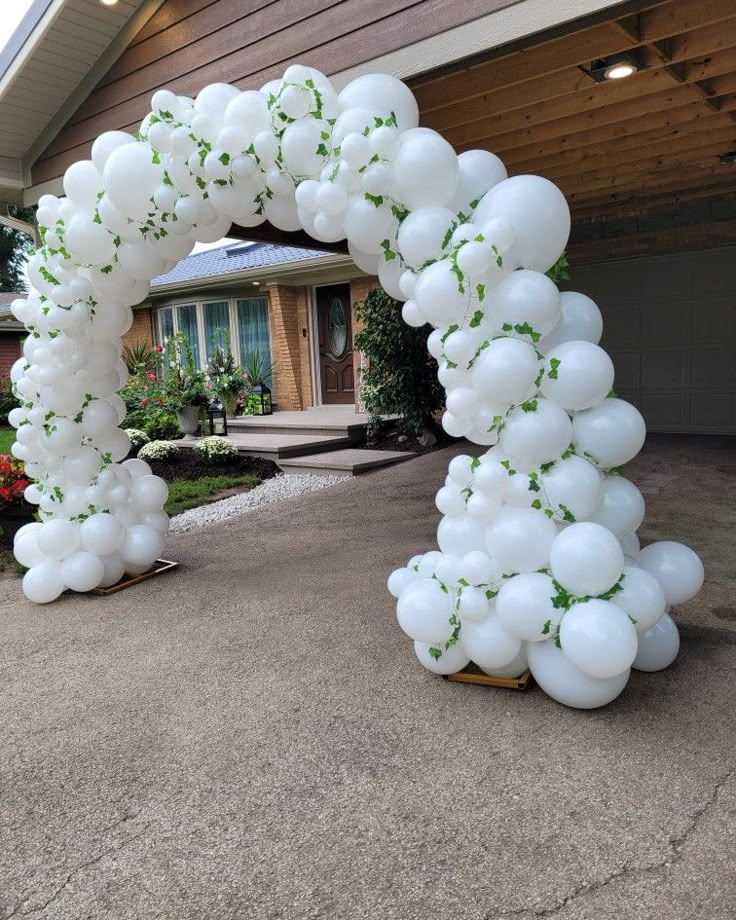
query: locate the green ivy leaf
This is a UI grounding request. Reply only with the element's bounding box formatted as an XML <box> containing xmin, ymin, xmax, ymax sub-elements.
<box><xmin>364</xmin><ymin>193</ymin><xmax>384</xmax><ymax>207</ymax></box>
<box><xmin>469</xmin><ymin>310</ymin><xmax>484</xmax><ymax>328</ymax></box>
<box><xmin>548</xmin><ymin>357</ymin><xmax>561</xmax><ymax>380</ymax></box>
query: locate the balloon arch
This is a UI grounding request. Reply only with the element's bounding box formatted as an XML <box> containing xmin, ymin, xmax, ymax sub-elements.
<box><xmin>8</xmin><ymin>66</ymin><xmax>703</xmax><ymax>707</ymax></box>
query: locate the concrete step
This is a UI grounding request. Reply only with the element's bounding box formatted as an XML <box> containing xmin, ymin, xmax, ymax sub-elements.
<box><xmin>278</xmin><ymin>448</ymin><xmax>416</xmax><ymax>478</ymax></box>
<box><xmin>226</xmin><ymin>408</ymin><xmax>370</xmax><ymax>442</ymax></box>
<box><xmin>178</xmin><ymin>432</ymin><xmax>353</xmax><ymax>461</ymax></box>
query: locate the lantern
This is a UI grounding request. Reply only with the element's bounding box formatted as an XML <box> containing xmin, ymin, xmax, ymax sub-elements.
<box><xmin>207</xmin><ymin>400</ymin><xmax>229</xmax><ymax>435</ymax></box>
<box><xmin>250</xmin><ymin>383</ymin><xmax>273</xmax><ymax>415</ymax></box>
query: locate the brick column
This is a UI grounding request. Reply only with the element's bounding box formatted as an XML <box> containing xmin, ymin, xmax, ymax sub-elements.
<box><xmin>350</xmin><ymin>275</ymin><xmax>379</xmax><ymax>414</ymax></box>
<box><xmin>267</xmin><ymin>284</ymin><xmax>306</xmax><ymax>410</ymax></box>
<box><xmin>122</xmin><ymin>305</ymin><xmax>154</xmax><ymax>349</ymax></box>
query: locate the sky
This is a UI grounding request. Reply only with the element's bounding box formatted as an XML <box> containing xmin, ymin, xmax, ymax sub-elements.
<box><xmin>0</xmin><ymin>0</ymin><xmax>34</xmax><ymax>55</ymax></box>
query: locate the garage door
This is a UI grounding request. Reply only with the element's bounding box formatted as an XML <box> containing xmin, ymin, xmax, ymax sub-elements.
<box><xmin>565</xmin><ymin>247</ymin><xmax>736</xmax><ymax>434</ymax></box>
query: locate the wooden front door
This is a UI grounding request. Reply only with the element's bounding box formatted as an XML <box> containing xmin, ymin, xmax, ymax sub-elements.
<box><xmin>316</xmin><ymin>284</ymin><xmax>354</xmax><ymax>404</ymax></box>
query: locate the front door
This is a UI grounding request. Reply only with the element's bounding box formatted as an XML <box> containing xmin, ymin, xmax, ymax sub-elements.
<box><xmin>316</xmin><ymin>284</ymin><xmax>354</xmax><ymax>404</ymax></box>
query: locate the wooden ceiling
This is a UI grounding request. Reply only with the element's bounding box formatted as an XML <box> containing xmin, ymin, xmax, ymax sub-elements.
<box><xmin>410</xmin><ymin>0</ymin><xmax>736</xmax><ymax>222</ymax></box>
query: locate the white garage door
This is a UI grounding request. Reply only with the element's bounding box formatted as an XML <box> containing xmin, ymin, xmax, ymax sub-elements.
<box><xmin>565</xmin><ymin>247</ymin><xmax>736</xmax><ymax>434</ymax></box>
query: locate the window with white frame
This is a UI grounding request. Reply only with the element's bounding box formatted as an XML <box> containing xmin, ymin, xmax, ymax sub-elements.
<box><xmin>153</xmin><ymin>296</ymin><xmax>272</xmax><ymax>377</ymax></box>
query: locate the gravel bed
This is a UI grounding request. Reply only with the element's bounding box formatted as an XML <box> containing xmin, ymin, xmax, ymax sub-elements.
<box><xmin>170</xmin><ymin>472</ymin><xmax>345</xmax><ymax>533</ymax></box>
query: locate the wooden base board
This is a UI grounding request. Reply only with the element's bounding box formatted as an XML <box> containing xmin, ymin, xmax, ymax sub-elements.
<box><xmin>92</xmin><ymin>559</ymin><xmax>178</xmax><ymax>596</ymax></box>
<box><xmin>444</xmin><ymin>668</ymin><xmax>532</xmax><ymax>690</ymax></box>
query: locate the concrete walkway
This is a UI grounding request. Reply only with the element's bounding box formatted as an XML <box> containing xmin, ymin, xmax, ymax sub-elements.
<box><xmin>0</xmin><ymin>436</ymin><xmax>734</xmax><ymax>920</ymax></box>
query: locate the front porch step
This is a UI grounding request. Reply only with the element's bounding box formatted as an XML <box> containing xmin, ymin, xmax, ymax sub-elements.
<box><xmin>179</xmin><ymin>432</ymin><xmax>352</xmax><ymax>461</ymax></box>
<box><xmin>226</xmin><ymin>407</ymin><xmax>371</xmax><ymax>442</ymax></box>
<box><xmin>278</xmin><ymin>448</ymin><xmax>416</xmax><ymax>478</ymax></box>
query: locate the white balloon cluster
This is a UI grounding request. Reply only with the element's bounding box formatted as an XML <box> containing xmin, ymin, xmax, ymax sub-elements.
<box><xmin>8</xmin><ymin>63</ymin><xmax>704</xmax><ymax>681</ymax></box>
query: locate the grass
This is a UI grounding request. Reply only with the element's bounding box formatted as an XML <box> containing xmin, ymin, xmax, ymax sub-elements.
<box><xmin>164</xmin><ymin>473</ymin><xmax>258</xmax><ymax>516</ymax></box>
<box><xmin>0</xmin><ymin>427</ymin><xmax>15</xmax><ymax>454</ymax></box>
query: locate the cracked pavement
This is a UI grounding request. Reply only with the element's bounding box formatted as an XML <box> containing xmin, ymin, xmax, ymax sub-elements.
<box><xmin>0</xmin><ymin>435</ymin><xmax>734</xmax><ymax>919</ymax></box>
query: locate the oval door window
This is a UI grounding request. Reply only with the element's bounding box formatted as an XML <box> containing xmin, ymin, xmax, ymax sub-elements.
<box><xmin>328</xmin><ymin>296</ymin><xmax>348</xmax><ymax>357</ymax></box>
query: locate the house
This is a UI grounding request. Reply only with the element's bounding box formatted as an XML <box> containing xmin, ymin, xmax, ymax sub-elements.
<box><xmin>137</xmin><ymin>241</ymin><xmax>377</xmax><ymax>412</ymax></box>
<box><xmin>0</xmin><ymin>292</ymin><xmax>24</xmax><ymax>377</ymax></box>
<box><xmin>0</xmin><ymin>0</ymin><xmax>734</xmax><ymax>431</ymax></box>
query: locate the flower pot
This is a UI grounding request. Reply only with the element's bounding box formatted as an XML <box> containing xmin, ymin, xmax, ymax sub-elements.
<box><xmin>176</xmin><ymin>405</ymin><xmax>200</xmax><ymax>436</ymax></box>
<box><xmin>0</xmin><ymin>504</ymin><xmax>36</xmax><ymax>546</ymax></box>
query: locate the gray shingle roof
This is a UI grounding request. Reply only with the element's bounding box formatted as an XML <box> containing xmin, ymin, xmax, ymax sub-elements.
<box><xmin>151</xmin><ymin>241</ymin><xmax>331</xmax><ymax>288</ymax></box>
<box><xmin>0</xmin><ymin>292</ymin><xmax>25</xmax><ymax>331</ymax></box>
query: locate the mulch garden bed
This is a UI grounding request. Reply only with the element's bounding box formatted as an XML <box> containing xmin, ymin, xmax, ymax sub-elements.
<box><xmin>365</xmin><ymin>425</ymin><xmax>453</xmax><ymax>456</ymax></box>
<box><xmin>145</xmin><ymin>452</ymin><xmax>279</xmax><ymax>482</ymax></box>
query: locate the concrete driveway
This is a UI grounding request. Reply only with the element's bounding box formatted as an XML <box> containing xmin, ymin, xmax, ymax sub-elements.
<box><xmin>0</xmin><ymin>436</ymin><xmax>734</xmax><ymax>920</ymax></box>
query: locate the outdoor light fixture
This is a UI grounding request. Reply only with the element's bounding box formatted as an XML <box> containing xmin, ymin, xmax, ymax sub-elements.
<box><xmin>581</xmin><ymin>54</ymin><xmax>640</xmax><ymax>83</ymax></box>
<box><xmin>718</xmin><ymin>150</ymin><xmax>736</xmax><ymax>165</ymax></box>
<box><xmin>250</xmin><ymin>383</ymin><xmax>273</xmax><ymax>415</ymax></box>
<box><xmin>99</xmin><ymin>0</ymin><xmax>119</xmax><ymax>6</ymax></box>
<box><xmin>206</xmin><ymin>400</ymin><xmax>229</xmax><ymax>436</ymax></box>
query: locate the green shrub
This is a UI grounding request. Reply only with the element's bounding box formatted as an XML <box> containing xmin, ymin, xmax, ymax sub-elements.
<box><xmin>193</xmin><ymin>436</ymin><xmax>238</xmax><ymax>465</ymax></box>
<box><xmin>138</xmin><ymin>440</ymin><xmax>179</xmax><ymax>462</ymax></box>
<box><xmin>354</xmin><ymin>288</ymin><xmax>443</xmax><ymax>437</ymax></box>
<box><xmin>0</xmin><ymin>375</ymin><xmax>19</xmax><ymax>426</ymax></box>
<box><xmin>125</xmin><ymin>428</ymin><xmax>150</xmax><ymax>454</ymax></box>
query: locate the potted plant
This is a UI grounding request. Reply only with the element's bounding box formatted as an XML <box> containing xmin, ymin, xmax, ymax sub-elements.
<box><xmin>240</xmin><ymin>347</ymin><xmax>275</xmax><ymax>416</ymax></box>
<box><xmin>207</xmin><ymin>329</ymin><xmax>248</xmax><ymax>417</ymax></box>
<box><xmin>162</xmin><ymin>333</ymin><xmax>209</xmax><ymax>435</ymax></box>
<box><xmin>0</xmin><ymin>454</ymin><xmax>33</xmax><ymax>546</ymax></box>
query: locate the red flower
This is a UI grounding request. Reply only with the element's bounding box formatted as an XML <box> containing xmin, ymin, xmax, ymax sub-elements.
<box><xmin>141</xmin><ymin>398</ymin><xmax>149</xmax><ymax>408</ymax></box>
<box><xmin>155</xmin><ymin>344</ymin><xmax>164</xmax><ymax>352</ymax></box>
<box><xmin>147</xmin><ymin>372</ymin><xmax>158</xmax><ymax>381</ymax></box>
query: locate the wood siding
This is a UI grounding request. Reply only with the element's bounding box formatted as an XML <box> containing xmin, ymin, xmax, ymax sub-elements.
<box><xmin>32</xmin><ymin>0</ymin><xmax>522</xmax><ymax>185</ymax></box>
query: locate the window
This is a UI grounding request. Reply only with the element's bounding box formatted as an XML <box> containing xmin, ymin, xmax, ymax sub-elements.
<box><xmin>202</xmin><ymin>300</ymin><xmax>231</xmax><ymax>364</ymax></box>
<box><xmin>237</xmin><ymin>297</ymin><xmax>272</xmax><ymax>383</ymax></box>
<box><xmin>176</xmin><ymin>304</ymin><xmax>200</xmax><ymax>368</ymax></box>
<box><xmin>153</xmin><ymin>296</ymin><xmax>272</xmax><ymax>380</ymax></box>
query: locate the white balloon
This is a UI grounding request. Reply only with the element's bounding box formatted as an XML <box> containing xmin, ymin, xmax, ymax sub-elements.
<box><xmin>633</xmin><ymin>613</ymin><xmax>680</xmax><ymax>671</ymax></box>
<box><xmin>414</xmin><ymin>260</ymin><xmax>470</xmax><ymax>328</ymax></box>
<box><xmin>343</xmin><ymin>195</ymin><xmax>397</xmax><ymax>254</ymax></box>
<box><xmin>387</xmin><ymin>566</ymin><xmax>418</xmax><ymax>598</ymax></box>
<box><xmin>396</xmin><ymin>578</ymin><xmax>454</xmax><ymax>644</ymax></box>
<box><xmin>458</xmin><ymin>585</ymin><xmax>491</xmax><ymax>622</ymax></box>
<box><xmin>471</xmin><ymin>338</ymin><xmax>540</xmax><ymax>406</ymax></box>
<box><xmin>490</xmin><ymin>270</ymin><xmax>561</xmax><ymax>338</ymax></box>
<box><xmin>437</xmin><ymin>514</ymin><xmax>487</xmax><ymax>557</ymax></box>
<box><xmin>540</xmin><ymin>455</ymin><xmax>602</xmax><ymax>522</ymax></box>
<box><xmin>414</xmin><ymin>639</ymin><xmax>470</xmax><ymax>675</ymax></box>
<box><xmin>588</xmin><ymin>476</ymin><xmax>645</xmax><ymax>538</ymax></box>
<box><xmin>473</xmin><ymin>175</ymin><xmax>570</xmax><ymax>273</ymax></box>
<box><xmin>637</xmin><ymin>541</ymin><xmax>704</xmax><ymax>605</ymax></box>
<box><xmin>37</xmin><ymin>519</ymin><xmax>80</xmax><ymax>561</ymax></box>
<box><xmin>541</xmin><ymin>341</ymin><xmax>615</xmax><ymax>411</ymax></box>
<box><xmin>496</xmin><ymin>572</ymin><xmax>559</xmax><ymax>642</ymax></box>
<box><xmin>98</xmin><ymin>552</ymin><xmax>126</xmax><ymax>588</ymax></box>
<box><xmin>480</xmin><ymin>645</ymin><xmax>529</xmax><ymax>679</ymax></box>
<box><xmin>60</xmin><ymin>551</ymin><xmax>105</xmax><ymax>592</ymax></box>
<box><xmin>14</xmin><ymin>531</ymin><xmax>45</xmax><ymax>568</ymax></box>
<box><xmin>338</xmin><ymin>73</ymin><xmax>419</xmax><ymax>132</ymax></box>
<box><xmin>397</xmin><ymin>207</ymin><xmax>455</xmax><ymax>270</ymax></box>
<box><xmin>448</xmin><ymin>149</ymin><xmax>507</xmax><ymax>215</ymax></box>
<box><xmin>614</xmin><ymin>565</ymin><xmax>666</xmax><ymax>633</ymax></box>
<box><xmin>22</xmin><ymin>561</ymin><xmax>66</xmax><ymax>604</ymax></box>
<box><xmin>80</xmin><ymin>512</ymin><xmax>124</xmax><ymax>555</ymax></box>
<box><xmin>460</xmin><ymin>611</ymin><xmax>522</xmax><ymax>671</ymax></box>
<box><xmin>572</xmin><ymin>399</ymin><xmax>646</xmax><ymax>469</ymax></box>
<box><xmin>540</xmin><ymin>291</ymin><xmax>603</xmax><ymax>353</ymax></box>
<box><xmin>549</xmin><ymin>522</ymin><xmax>624</xmax><ymax>597</ymax></box>
<box><xmin>486</xmin><ymin>507</ymin><xmax>558</xmax><ymax>574</ymax></box>
<box><xmin>499</xmin><ymin>399</ymin><xmax>573</xmax><ymax>469</ymax></box>
<box><xmin>103</xmin><ymin>142</ymin><xmax>164</xmax><ymax>222</ymax></box>
<box><xmin>559</xmin><ymin>599</ymin><xmax>638</xmax><ymax>679</ymax></box>
<box><xmin>390</xmin><ymin>128</ymin><xmax>459</xmax><ymax>210</ymax></box>
<box><xmin>120</xmin><ymin>524</ymin><xmax>163</xmax><ymax>568</ymax></box>
<box><xmin>527</xmin><ymin>639</ymin><xmax>630</xmax><ymax>709</ymax></box>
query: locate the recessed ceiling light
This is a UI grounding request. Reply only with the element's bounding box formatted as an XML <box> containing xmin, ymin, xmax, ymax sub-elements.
<box><xmin>99</xmin><ymin>0</ymin><xmax>119</xmax><ymax>6</ymax></box>
<box><xmin>580</xmin><ymin>54</ymin><xmax>640</xmax><ymax>83</ymax></box>
<box><xmin>603</xmin><ymin>61</ymin><xmax>637</xmax><ymax>80</ymax></box>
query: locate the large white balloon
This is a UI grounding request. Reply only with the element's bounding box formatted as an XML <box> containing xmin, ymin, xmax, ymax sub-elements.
<box><xmin>486</xmin><ymin>507</ymin><xmax>558</xmax><ymax>574</ymax></box>
<box><xmin>460</xmin><ymin>611</ymin><xmax>522</xmax><ymax>671</ymax></box>
<box><xmin>396</xmin><ymin>578</ymin><xmax>454</xmax><ymax>644</ymax></box>
<box><xmin>588</xmin><ymin>476</ymin><xmax>645</xmax><ymax>538</ymax></box>
<box><xmin>559</xmin><ymin>599</ymin><xmax>638</xmax><ymax>679</ymax></box>
<box><xmin>540</xmin><ymin>291</ymin><xmax>603</xmax><ymax>353</ymax></box>
<box><xmin>414</xmin><ymin>639</ymin><xmax>470</xmax><ymax>675</ymax></box>
<box><xmin>490</xmin><ymin>269</ymin><xmax>561</xmax><ymax>338</ymax></box>
<box><xmin>633</xmin><ymin>613</ymin><xmax>680</xmax><ymax>671</ymax></box>
<box><xmin>637</xmin><ymin>541</ymin><xmax>704</xmax><ymax>605</ymax></box>
<box><xmin>528</xmin><ymin>639</ymin><xmax>630</xmax><ymax>709</ymax></box>
<box><xmin>549</xmin><ymin>522</ymin><xmax>624</xmax><ymax>597</ymax></box>
<box><xmin>390</xmin><ymin>128</ymin><xmax>459</xmax><ymax>210</ymax></box>
<box><xmin>496</xmin><ymin>572</ymin><xmax>559</xmax><ymax>642</ymax></box>
<box><xmin>473</xmin><ymin>175</ymin><xmax>570</xmax><ymax>273</ymax></box>
<box><xmin>572</xmin><ymin>399</ymin><xmax>646</xmax><ymax>469</ymax></box>
<box><xmin>541</xmin><ymin>341</ymin><xmax>615</xmax><ymax>411</ymax></box>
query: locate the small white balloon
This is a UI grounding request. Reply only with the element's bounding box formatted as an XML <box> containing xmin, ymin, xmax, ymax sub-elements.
<box><xmin>637</xmin><ymin>541</ymin><xmax>704</xmax><ymax>605</ymax></box>
<box><xmin>633</xmin><ymin>613</ymin><xmax>680</xmax><ymax>671</ymax></box>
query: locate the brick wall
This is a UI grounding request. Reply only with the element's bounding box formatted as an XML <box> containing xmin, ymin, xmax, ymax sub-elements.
<box><xmin>0</xmin><ymin>332</ymin><xmax>22</xmax><ymax>377</ymax></box>
<box><xmin>350</xmin><ymin>275</ymin><xmax>379</xmax><ymax>414</ymax></box>
<box><xmin>122</xmin><ymin>305</ymin><xmax>154</xmax><ymax>349</ymax></box>
<box><xmin>267</xmin><ymin>284</ymin><xmax>306</xmax><ymax>410</ymax></box>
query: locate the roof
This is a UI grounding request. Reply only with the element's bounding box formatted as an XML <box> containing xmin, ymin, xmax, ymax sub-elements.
<box><xmin>150</xmin><ymin>241</ymin><xmax>341</xmax><ymax>290</ymax></box>
<box><xmin>0</xmin><ymin>292</ymin><xmax>25</xmax><ymax>331</ymax></box>
<box><xmin>0</xmin><ymin>0</ymin><xmax>151</xmax><ymax>203</ymax></box>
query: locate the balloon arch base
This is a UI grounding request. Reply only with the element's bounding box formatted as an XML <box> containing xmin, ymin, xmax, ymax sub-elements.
<box><xmin>444</xmin><ymin>666</ymin><xmax>532</xmax><ymax>691</ymax></box>
<box><xmin>90</xmin><ymin>558</ymin><xmax>178</xmax><ymax>596</ymax></box>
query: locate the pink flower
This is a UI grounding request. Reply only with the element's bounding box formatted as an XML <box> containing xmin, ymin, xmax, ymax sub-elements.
<box><xmin>243</xmin><ymin>372</ymin><xmax>249</xmax><ymax>379</ymax></box>
<box><xmin>206</xmin><ymin>382</ymin><xmax>214</xmax><ymax>390</ymax></box>
<box><xmin>154</xmin><ymin>344</ymin><xmax>164</xmax><ymax>353</ymax></box>
<box><xmin>141</xmin><ymin>398</ymin><xmax>149</xmax><ymax>408</ymax></box>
